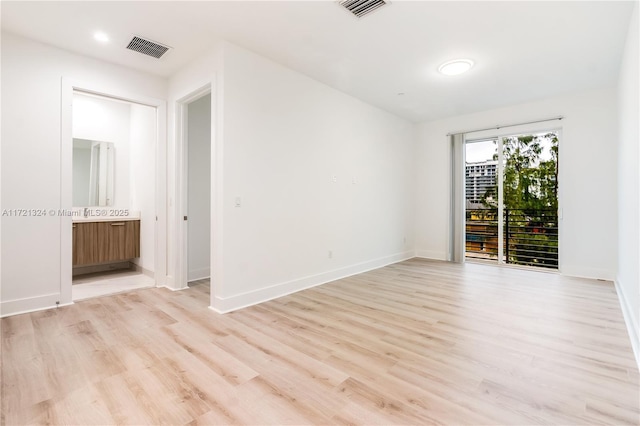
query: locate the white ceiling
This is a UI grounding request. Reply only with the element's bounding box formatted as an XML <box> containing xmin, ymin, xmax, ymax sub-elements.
<box><xmin>1</xmin><ymin>1</ymin><xmax>635</xmax><ymax>122</ymax></box>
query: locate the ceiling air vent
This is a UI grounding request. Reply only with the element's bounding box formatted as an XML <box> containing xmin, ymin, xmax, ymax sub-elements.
<box><xmin>126</xmin><ymin>35</ymin><xmax>171</xmax><ymax>59</ymax></box>
<box><xmin>340</xmin><ymin>0</ymin><xmax>388</xmax><ymax>18</ymax></box>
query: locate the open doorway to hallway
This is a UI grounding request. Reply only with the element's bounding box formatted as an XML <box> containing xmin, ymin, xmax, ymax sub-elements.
<box><xmin>185</xmin><ymin>93</ymin><xmax>212</xmax><ymax>292</ymax></box>
<box><xmin>465</xmin><ymin>131</ymin><xmax>559</xmax><ymax>269</ymax></box>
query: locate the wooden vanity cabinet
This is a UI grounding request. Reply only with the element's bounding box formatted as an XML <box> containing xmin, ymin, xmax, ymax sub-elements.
<box><xmin>73</xmin><ymin>222</ymin><xmax>98</xmax><ymax>265</ymax></box>
<box><xmin>73</xmin><ymin>220</ymin><xmax>140</xmax><ymax>266</ymax></box>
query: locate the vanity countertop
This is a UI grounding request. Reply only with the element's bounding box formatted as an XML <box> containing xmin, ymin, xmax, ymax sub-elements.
<box><xmin>72</xmin><ymin>210</ymin><xmax>140</xmax><ymax>223</ymax></box>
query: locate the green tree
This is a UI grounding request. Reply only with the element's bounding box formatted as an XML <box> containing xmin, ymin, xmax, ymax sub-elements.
<box><xmin>481</xmin><ymin>133</ymin><xmax>559</xmax><ymax>267</ymax></box>
<box><xmin>501</xmin><ymin>132</ymin><xmax>558</xmax><ymax>212</ymax></box>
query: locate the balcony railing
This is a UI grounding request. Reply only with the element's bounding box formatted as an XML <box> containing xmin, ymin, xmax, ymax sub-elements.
<box><xmin>466</xmin><ymin>208</ymin><xmax>558</xmax><ymax>269</ymax></box>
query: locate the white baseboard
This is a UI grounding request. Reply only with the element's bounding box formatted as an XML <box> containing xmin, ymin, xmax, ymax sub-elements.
<box><xmin>560</xmin><ymin>265</ymin><xmax>615</xmax><ymax>281</ymax></box>
<box><xmin>0</xmin><ymin>293</ymin><xmax>73</xmax><ymax>318</ymax></box>
<box><xmin>160</xmin><ymin>285</ymin><xmax>189</xmax><ymax>292</ymax></box>
<box><xmin>415</xmin><ymin>249</ymin><xmax>448</xmax><ymax>261</ymax></box>
<box><xmin>188</xmin><ymin>267</ymin><xmax>210</xmax><ymax>282</ymax></box>
<box><xmin>615</xmin><ymin>278</ymin><xmax>640</xmax><ymax>370</ymax></box>
<box><xmin>164</xmin><ymin>274</ymin><xmax>176</xmax><ymax>289</ymax></box>
<box><xmin>132</xmin><ymin>263</ymin><xmax>155</xmax><ymax>278</ymax></box>
<box><xmin>210</xmin><ymin>250</ymin><xmax>415</xmax><ymax>313</ymax></box>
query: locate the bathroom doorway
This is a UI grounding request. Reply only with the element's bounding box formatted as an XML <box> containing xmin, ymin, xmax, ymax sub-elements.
<box><xmin>70</xmin><ymin>91</ymin><xmax>158</xmax><ymax>301</ymax></box>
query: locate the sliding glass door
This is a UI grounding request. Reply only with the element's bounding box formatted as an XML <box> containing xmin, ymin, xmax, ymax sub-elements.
<box><xmin>465</xmin><ymin>139</ymin><xmax>500</xmax><ymax>261</ymax></box>
<box><xmin>464</xmin><ymin>132</ymin><xmax>559</xmax><ymax>269</ymax></box>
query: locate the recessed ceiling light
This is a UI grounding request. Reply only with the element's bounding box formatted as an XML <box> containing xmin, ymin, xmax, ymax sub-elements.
<box><xmin>94</xmin><ymin>32</ymin><xmax>109</xmax><ymax>43</ymax></box>
<box><xmin>438</xmin><ymin>59</ymin><xmax>474</xmax><ymax>76</ymax></box>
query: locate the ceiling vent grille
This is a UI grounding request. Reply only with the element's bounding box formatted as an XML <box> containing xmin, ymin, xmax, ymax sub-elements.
<box><xmin>340</xmin><ymin>0</ymin><xmax>387</xmax><ymax>18</ymax></box>
<box><xmin>126</xmin><ymin>36</ymin><xmax>171</xmax><ymax>59</ymax></box>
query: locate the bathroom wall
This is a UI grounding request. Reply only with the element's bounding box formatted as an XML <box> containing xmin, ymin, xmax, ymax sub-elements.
<box><xmin>129</xmin><ymin>104</ymin><xmax>158</xmax><ymax>274</ymax></box>
<box><xmin>72</xmin><ymin>93</ymin><xmax>131</xmax><ymax>208</ymax></box>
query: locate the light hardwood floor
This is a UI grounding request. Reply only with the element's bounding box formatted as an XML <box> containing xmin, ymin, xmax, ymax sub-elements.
<box><xmin>2</xmin><ymin>258</ymin><xmax>639</xmax><ymax>425</ymax></box>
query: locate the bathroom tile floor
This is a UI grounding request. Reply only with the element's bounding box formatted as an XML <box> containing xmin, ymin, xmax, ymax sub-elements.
<box><xmin>72</xmin><ymin>269</ymin><xmax>155</xmax><ymax>301</ymax></box>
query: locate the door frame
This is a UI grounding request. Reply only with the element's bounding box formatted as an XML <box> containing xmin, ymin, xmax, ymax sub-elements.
<box><xmin>60</xmin><ymin>78</ymin><xmax>167</xmax><ymax>305</ymax></box>
<box><xmin>172</xmin><ymin>74</ymin><xmax>223</xmax><ymax>313</ymax></box>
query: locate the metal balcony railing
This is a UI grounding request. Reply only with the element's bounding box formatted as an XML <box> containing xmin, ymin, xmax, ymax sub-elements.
<box><xmin>465</xmin><ymin>208</ymin><xmax>558</xmax><ymax>269</ymax></box>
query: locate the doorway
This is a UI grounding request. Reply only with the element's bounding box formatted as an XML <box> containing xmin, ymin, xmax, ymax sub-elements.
<box><xmin>174</xmin><ymin>82</ymin><xmax>216</xmax><ymax>304</ymax></box>
<box><xmin>465</xmin><ymin>131</ymin><xmax>559</xmax><ymax>269</ymax></box>
<box><xmin>185</xmin><ymin>93</ymin><xmax>212</xmax><ymax>292</ymax></box>
<box><xmin>70</xmin><ymin>91</ymin><xmax>157</xmax><ymax>300</ymax></box>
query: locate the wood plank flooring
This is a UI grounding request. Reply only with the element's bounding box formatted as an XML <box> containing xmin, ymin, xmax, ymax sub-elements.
<box><xmin>2</xmin><ymin>258</ymin><xmax>639</xmax><ymax>425</ymax></box>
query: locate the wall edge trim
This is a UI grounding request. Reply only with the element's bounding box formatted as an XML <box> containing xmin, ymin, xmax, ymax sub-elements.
<box><xmin>1</xmin><ymin>293</ymin><xmax>73</xmax><ymax>318</ymax></box>
<box><xmin>211</xmin><ymin>251</ymin><xmax>415</xmax><ymax>313</ymax></box>
<box><xmin>615</xmin><ymin>278</ymin><xmax>640</xmax><ymax>370</ymax></box>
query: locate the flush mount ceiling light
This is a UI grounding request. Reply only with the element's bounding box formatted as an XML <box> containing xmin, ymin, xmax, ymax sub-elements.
<box><xmin>93</xmin><ymin>32</ymin><xmax>109</xmax><ymax>43</ymax></box>
<box><xmin>438</xmin><ymin>59</ymin><xmax>474</xmax><ymax>76</ymax></box>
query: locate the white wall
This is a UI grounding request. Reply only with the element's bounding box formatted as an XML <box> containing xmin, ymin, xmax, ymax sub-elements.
<box><xmin>129</xmin><ymin>103</ymin><xmax>157</xmax><ymax>274</ymax></box>
<box><xmin>168</xmin><ymin>42</ymin><xmax>416</xmax><ymax>311</ymax></box>
<box><xmin>187</xmin><ymin>94</ymin><xmax>212</xmax><ymax>281</ymax></box>
<box><xmin>0</xmin><ymin>32</ymin><xmax>166</xmax><ymax>316</ymax></box>
<box><xmin>73</xmin><ymin>93</ymin><xmax>131</xmax><ymax>208</ymax></box>
<box><xmin>616</xmin><ymin>3</ymin><xmax>639</xmax><ymax>364</ymax></box>
<box><xmin>415</xmin><ymin>87</ymin><xmax>619</xmax><ymax>280</ymax></box>
<box><xmin>215</xmin><ymin>43</ymin><xmax>415</xmax><ymax>311</ymax></box>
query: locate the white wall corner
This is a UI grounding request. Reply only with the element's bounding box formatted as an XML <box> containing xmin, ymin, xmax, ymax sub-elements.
<box><xmin>415</xmin><ymin>249</ymin><xmax>448</xmax><ymax>261</ymax></box>
<box><xmin>163</xmin><ymin>274</ymin><xmax>180</xmax><ymax>290</ymax></box>
<box><xmin>160</xmin><ymin>285</ymin><xmax>190</xmax><ymax>292</ymax></box>
<box><xmin>210</xmin><ymin>251</ymin><xmax>415</xmax><ymax>314</ymax></box>
<box><xmin>188</xmin><ymin>268</ymin><xmax>211</xmax><ymax>283</ymax></box>
<box><xmin>615</xmin><ymin>278</ymin><xmax>640</xmax><ymax>369</ymax></box>
<box><xmin>560</xmin><ymin>265</ymin><xmax>616</xmax><ymax>281</ymax></box>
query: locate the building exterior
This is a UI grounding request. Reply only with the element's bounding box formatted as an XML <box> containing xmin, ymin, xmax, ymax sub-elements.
<box><xmin>465</xmin><ymin>160</ymin><xmax>497</xmax><ymax>207</ymax></box>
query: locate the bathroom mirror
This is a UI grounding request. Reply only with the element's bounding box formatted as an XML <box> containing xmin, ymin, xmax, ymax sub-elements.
<box><xmin>73</xmin><ymin>139</ymin><xmax>115</xmax><ymax>206</ymax></box>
